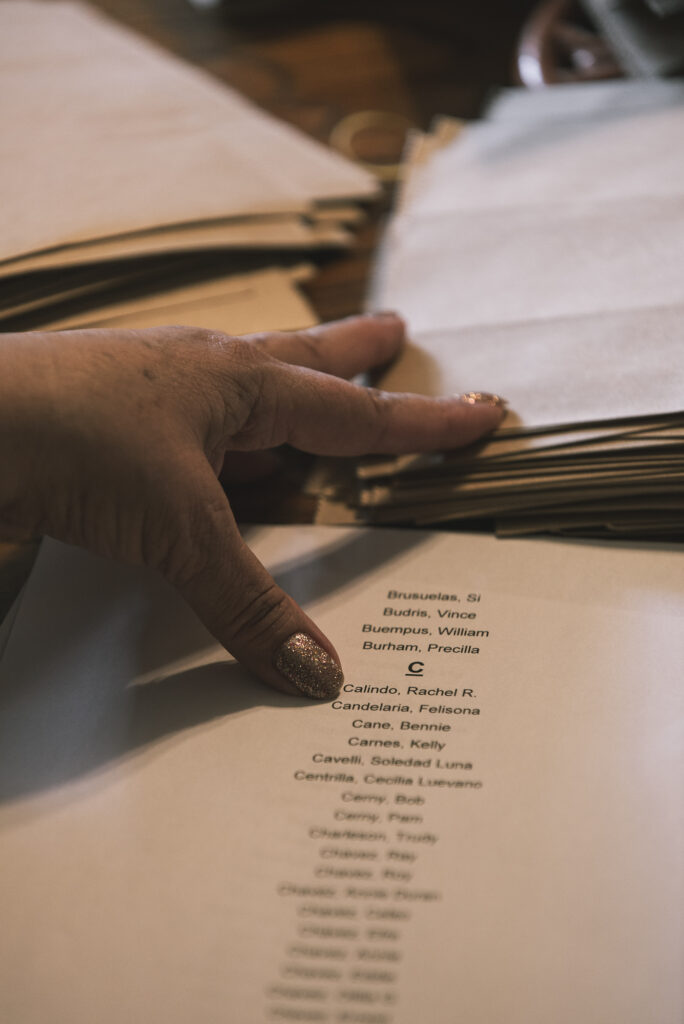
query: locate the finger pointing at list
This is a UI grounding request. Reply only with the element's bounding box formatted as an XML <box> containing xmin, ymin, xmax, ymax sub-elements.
<box><xmin>0</xmin><ymin>314</ymin><xmax>505</xmax><ymax>698</ymax></box>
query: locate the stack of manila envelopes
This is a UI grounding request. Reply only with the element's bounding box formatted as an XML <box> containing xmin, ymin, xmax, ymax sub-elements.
<box><xmin>32</xmin><ymin>265</ymin><xmax>319</xmax><ymax>337</ymax></box>
<box><xmin>0</xmin><ymin>1</ymin><xmax>377</xmax><ymax>335</ymax></box>
<box><xmin>314</xmin><ymin>80</ymin><xmax>684</xmax><ymax>539</ymax></box>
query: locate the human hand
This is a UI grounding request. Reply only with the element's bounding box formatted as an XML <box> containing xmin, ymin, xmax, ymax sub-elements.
<box><xmin>0</xmin><ymin>315</ymin><xmax>504</xmax><ymax>698</ymax></box>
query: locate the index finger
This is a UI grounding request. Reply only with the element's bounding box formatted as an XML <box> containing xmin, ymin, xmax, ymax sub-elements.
<box><xmin>231</xmin><ymin>360</ymin><xmax>506</xmax><ymax>455</ymax></box>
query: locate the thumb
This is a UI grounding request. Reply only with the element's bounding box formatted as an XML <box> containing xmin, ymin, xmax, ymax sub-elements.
<box><xmin>168</xmin><ymin>473</ymin><xmax>343</xmax><ymax>701</ymax></box>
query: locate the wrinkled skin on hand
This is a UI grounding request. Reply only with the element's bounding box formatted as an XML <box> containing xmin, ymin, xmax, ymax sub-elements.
<box><xmin>0</xmin><ymin>315</ymin><xmax>504</xmax><ymax>696</ymax></box>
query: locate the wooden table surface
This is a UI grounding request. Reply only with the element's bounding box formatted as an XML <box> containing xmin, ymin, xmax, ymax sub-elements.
<box><xmin>0</xmin><ymin>0</ymin><xmax>536</xmax><ymax>622</ymax></box>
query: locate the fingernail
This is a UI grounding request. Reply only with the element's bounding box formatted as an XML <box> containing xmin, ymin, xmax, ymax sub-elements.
<box><xmin>275</xmin><ymin>633</ymin><xmax>343</xmax><ymax>700</ymax></box>
<box><xmin>459</xmin><ymin>391</ymin><xmax>508</xmax><ymax>409</ymax></box>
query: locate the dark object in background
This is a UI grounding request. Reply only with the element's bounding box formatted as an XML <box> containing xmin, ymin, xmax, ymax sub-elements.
<box><xmin>188</xmin><ymin>0</ymin><xmax>298</xmax><ymax>10</ymax></box>
<box><xmin>516</xmin><ymin>0</ymin><xmax>624</xmax><ymax>83</ymax></box>
<box><xmin>516</xmin><ymin>0</ymin><xmax>684</xmax><ymax>85</ymax></box>
<box><xmin>644</xmin><ymin>0</ymin><xmax>684</xmax><ymax>16</ymax></box>
<box><xmin>187</xmin><ymin>0</ymin><xmax>538</xmax><ymax>37</ymax></box>
<box><xmin>580</xmin><ymin>0</ymin><xmax>684</xmax><ymax>76</ymax></box>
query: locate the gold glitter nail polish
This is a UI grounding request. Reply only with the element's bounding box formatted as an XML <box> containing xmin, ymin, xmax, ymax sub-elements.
<box><xmin>460</xmin><ymin>391</ymin><xmax>507</xmax><ymax>408</ymax></box>
<box><xmin>275</xmin><ymin>633</ymin><xmax>343</xmax><ymax>700</ymax></box>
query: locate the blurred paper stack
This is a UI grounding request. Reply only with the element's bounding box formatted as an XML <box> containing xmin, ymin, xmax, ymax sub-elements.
<box><xmin>315</xmin><ymin>79</ymin><xmax>684</xmax><ymax>539</ymax></box>
<box><xmin>0</xmin><ymin>1</ymin><xmax>378</xmax><ymax>336</ymax></box>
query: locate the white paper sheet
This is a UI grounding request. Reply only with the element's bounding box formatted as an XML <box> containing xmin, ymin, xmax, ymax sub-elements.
<box><xmin>403</xmin><ymin>105</ymin><xmax>684</xmax><ymax>214</ymax></box>
<box><xmin>486</xmin><ymin>80</ymin><xmax>684</xmax><ymax>124</ymax></box>
<box><xmin>372</xmin><ymin>79</ymin><xmax>684</xmax><ymax>424</ymax></box>
<box><xmin>378</xmin><ymin>305</ymin><xmax>684</xmax><ymax>429</ymax></box>
<box><xmin>1</xmin><ymin>526</ymin><xmax>681</xmax><ymax>1024</ymax></box>
<box><xmin>378</xmin><ymin>197</ymin><xmax>684</xmax><ymax>333</ymax></box>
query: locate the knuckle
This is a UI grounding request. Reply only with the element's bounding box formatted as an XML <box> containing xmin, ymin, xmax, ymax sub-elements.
<box><xmin>248</xmin><ymin>330</ymin><xmax>282</xmax><ymax>350</ymax></box>
<box><xmin>252</xmin><ymin>329</ymin><xmax>325</xmax><ymax>369</ymax></box>
<box><xmin>364</xmin><ymin>386</ymin><xmax>393</xmax><ymax>448</ymax></box>
<box><xmin>178</xmin><ymin>326</ymin><xmax>254</xmax><ymax>375</ymax></box>
<box><xmin>227</xmin><ymin>580</ymin><xmax>292</xmax><ymax>647</ymax></box>
<box><xmin>184</xmin><ymin>325</ymin><xmax>233</xmax><ymax>351</ymax></box>
<box><xmin>179</xmin><ymin>331</ymin><xmax>274</xmax><ymax>444</ymax></box>
<box><xmin>222</xmin><ymin>361</ymin><xmax>264</xmax><ymax>433</ymax></box>
<box><xmin>230</xmin><ymin>360</ymin><xmax>284</xmax><ymax>449</ymax></box>
<box><xmin>287</xmin><ymin>330</ymin><xmax>326</xmax><ymax>368</ymax></box>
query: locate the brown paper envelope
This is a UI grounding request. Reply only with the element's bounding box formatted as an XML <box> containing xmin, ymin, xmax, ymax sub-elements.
<box><xmin>40</xmin><ymin>267</ymin><xmax>317</xmax><ymax>336</ymax></box>
<box><xmin>1</xmin><ymin>1</ymin><xmax>377</xmax><ymax>263</ymax></box>
<box><xmin>355</xmin><ymin>423</ymin><xmax>684</xmax><ymax>482</ymax></box>
<box><xmin>416</xmin><ymin>479</ymin><xmax>684</xmax><ymax>522</ymax></box>
<box><xmin>0</xmin><ymin>217</ymin><xmax>350</xmax><ymax>281</ymax></box>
